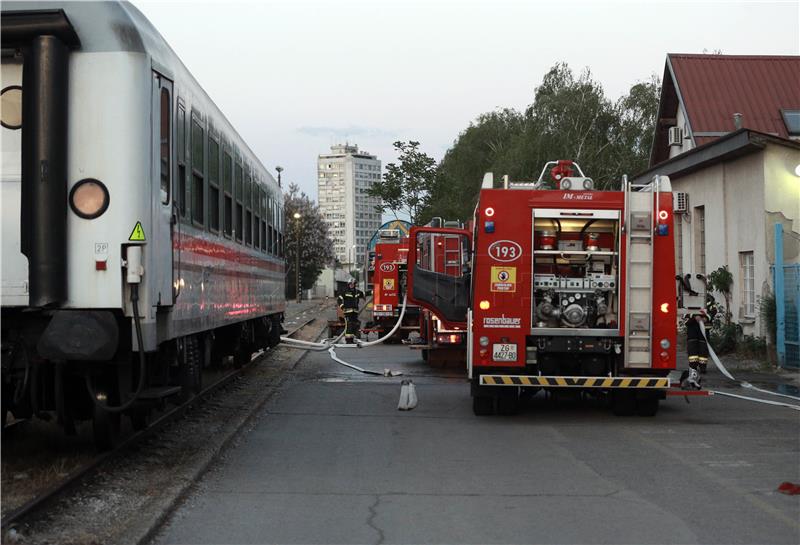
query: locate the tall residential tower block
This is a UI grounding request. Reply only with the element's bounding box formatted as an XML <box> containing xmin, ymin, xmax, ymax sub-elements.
<box><xmin>317</xmin><ymin>144</ymin><xmax>382</xmax><ymax>265</ymax></box>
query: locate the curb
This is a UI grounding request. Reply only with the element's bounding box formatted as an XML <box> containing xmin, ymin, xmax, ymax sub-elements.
<box><xmin>132</xmin><ymin>305</ymin><xmax>330</xmax><ymax>545</ymax></box>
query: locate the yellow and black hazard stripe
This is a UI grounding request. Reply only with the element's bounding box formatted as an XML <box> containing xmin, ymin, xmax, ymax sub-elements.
<box><xmin>480</xmin><ymin>375</ymin><xmax>670</xmax><ymax>389</ymax></box>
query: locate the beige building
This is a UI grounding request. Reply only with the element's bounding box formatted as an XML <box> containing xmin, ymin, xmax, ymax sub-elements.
<box><xmin>635</xmin><ymin>54</ymin><xmax>800</xmax><ymax>336</ymax></box>
<box><xmin>317</xmin><ymin>144</ymin><xmax>382</xmax><ymax>266</ymax></box>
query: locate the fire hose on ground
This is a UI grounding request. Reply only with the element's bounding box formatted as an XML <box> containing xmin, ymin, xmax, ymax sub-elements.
<box><xmin>699</xmin><ymin>321</ymin><xmax>800</xmax><ymax>411</ymax></box>
<box><xmin>279</xmin><ymin>295</ymin><xmax>416</xmax><ymax>409</ymax></box>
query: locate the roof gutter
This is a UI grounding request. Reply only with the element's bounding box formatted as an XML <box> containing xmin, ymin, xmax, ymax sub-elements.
<box><xmin>632</xmin><ymin>129</ymin><xmax>764</xmax><ymax>184</ymax></box>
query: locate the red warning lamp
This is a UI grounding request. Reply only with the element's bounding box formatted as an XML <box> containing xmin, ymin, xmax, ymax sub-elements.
<box><xmin>660</xmin><ymin>303</ymin><xmax>669</xmax><ymax>314</ymax></box>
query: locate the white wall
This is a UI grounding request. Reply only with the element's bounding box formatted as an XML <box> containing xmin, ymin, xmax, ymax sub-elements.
<box><xmin>670</xmin><ymin>153</ymin><xmax>767</xmax><ymax>335</ymax></box>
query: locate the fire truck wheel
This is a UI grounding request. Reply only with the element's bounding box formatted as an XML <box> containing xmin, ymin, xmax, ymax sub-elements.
<box><xmin>496</xmin><ymin>390</ymin><xmax>520</xmax><ymax>416</ymax></box>
<box><xmin>421</xmin><ymin>349</ymin><xmax>429</xmax><ymax>363</ymax></box>
<box><xmin>611</xmin><ymin>390</ymin><xmax>636</xmax><ymax>416</ymax></box>
<box><xmin>472</xmin><ymin>395</ymin><xmax>494</xmax><ymax>416</ymax></box>
<box><xmin>636</xmin><ymin>395</ymin><xmax>659</xmax><ymax>417</ymax></box>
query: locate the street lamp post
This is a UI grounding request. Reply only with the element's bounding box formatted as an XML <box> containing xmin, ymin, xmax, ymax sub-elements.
<box><xmin>275</xmin><ymin>166</ymin><xmax>283</xmax><ymax>188</ymax></box>
<box><xmin>293</xmin><ymin>212</ymin><xmax>302</xmax><ymax>303</ymax></box>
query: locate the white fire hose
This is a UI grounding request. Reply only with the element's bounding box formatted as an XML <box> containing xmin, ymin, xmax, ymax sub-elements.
<box><xmin>699</xmin><ymin>321</ymin><xmax>800</xmax><ymax>411</ymax></box>
<box><xmin>279</xmin><ymin>295</ymin><xmax>410</xmax><ymax>376</ymax></box>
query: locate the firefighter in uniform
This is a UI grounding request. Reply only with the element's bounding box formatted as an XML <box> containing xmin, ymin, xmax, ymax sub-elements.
<box><xmin>338</xmin><ymin>279</ymin><xmax>365</xmax><ymax>344</ymax></box>
<box><xmin>682</xmin><ymin>309</ymin><xmax>709</xmax><ymax>389</ymax></box>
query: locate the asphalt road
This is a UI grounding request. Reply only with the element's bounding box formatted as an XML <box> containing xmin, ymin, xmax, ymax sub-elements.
<box><xmin>155</xmin><ymin>318</ymin><xmax>800</xmax><ymax>544</ymax></box>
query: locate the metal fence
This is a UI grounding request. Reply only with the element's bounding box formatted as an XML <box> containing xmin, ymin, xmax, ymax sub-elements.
<box><xmin>774</xmin><ymin>224</ymin><xmax>800</xmax><ymax>369</ymax></box>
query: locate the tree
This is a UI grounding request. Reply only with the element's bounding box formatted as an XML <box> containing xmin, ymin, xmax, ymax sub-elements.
<box><xmin>707</xmin><ymin>265</ymin><xmax>734</xmax><ymax>325</ymax></box>
<box><xmin>424</xmin><ymin>63</ymin><xmax>661</xmax><ymax>222</ymax></box>
<box><xmin>367</xmin><ymin>141</ymin><xmax>437</xmax><ymax>225</ymax></box>
<box><xmin>284</xmin><ymin>183</ymin><xmax>334</xmax><ymax>299</ymax></box>
<box><xmin>421</xmin><ymin>109</ymin><xmax>524</xmax><ymax>223</ymax></box>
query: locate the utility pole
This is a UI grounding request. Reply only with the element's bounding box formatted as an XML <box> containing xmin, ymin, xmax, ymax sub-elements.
<box><xmin>293</xmin><ymin>212</ymin><xmax>302</xmax><ymax>303</ymax></box>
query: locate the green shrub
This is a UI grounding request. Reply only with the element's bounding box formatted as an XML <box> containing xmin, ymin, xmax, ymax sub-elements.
<box><xmin>737</xmin><ymin>334</ymin><xmax>767</xmax><ymax>358</ymax></box>
<box><xmin>758</xmin><ymin>292</ymin><xmax>777</xmax><ymax>346</ymax></box>
<box><xmin>708</xmin><ymin>322</ymin><xmax>742</xmax><ymax>354</ymax></box>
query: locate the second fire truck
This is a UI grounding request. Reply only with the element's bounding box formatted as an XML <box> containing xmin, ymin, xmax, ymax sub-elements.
<box><xmin>406</xmin><ymin>160</ymin><xmax>678</xmax><ymax>416</ymax></box>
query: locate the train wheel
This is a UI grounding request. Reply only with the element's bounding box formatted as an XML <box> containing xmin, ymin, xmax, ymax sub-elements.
<box><xmin>93</xmin><ymin>404</ymin><xmax>121</xmax><ymax>451</ymax></box>
<box><xmin>636</xmin><ymin>395</ymin><xmax>660</xmax><ymax>417</ymax></box>
<box><xmin>179</xmin><ymin>336</ymin><xmax>202</xmax><ymax>403</ymax></box>
<box><xmin>472</xmin><ymin>395</ymin><xmax>494</xmax><ymax>416</ymax></box>
<box><xmin>496</xmin><ymin>389</ymin><xmax>520</xmax><ymax>416</ymax></box>
<box><xmin>612</xmin><ymin>390</ymin><xmax>636</xmax><ymax>416</ymax></box>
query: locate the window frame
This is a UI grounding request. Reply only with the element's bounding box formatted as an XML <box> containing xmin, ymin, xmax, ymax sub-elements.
<box><xmin>176</xmin><ymin>100</ymin><xmax>187</xmax><ymax>219</ymax></box>
<box><xmin>234</xmin><ymin>152</ymin><xmax>244</xmax><ymax>243</ymax></box>
<box><xmin>222</xmin><ymin>140</ymin><xmax>233</xmax><ymax>238</ymax></box>
<box><xmin>208</xmin><ymin>130</ymin><xmax>221</xmax><ymax>233</ymax></box>
<box><xmin>739</xmin><ymin>251</ymin><xmax>755</xmax><ymax>318</ymax></box>
<box><xmin>190</xmin><ymin>110</ymin><xmax>206</xmax><ymax>228</ymax></box>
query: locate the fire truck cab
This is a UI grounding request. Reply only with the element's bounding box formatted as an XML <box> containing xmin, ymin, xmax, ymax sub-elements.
<box><xmin>407</xmin><ymin>161</ymin><xmax>677</xmax><ymax>416</ymax></box>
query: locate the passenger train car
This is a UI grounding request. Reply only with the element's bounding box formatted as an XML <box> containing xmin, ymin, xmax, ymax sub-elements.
<box><xmin>1</xmin><ymin>1</ymin><xmax>286</xmax><ymax>447</ymax></box>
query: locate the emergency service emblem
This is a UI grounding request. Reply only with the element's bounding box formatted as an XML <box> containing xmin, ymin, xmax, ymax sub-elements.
<box><xmin>383</xmin><ymin>278</ymin><xmax>395</xmax><ymax>290</ymax></box>
<box><xmin>490</xmin><ymin>266</ymin><xmax>516</xmax><ymax>292</ymax></box>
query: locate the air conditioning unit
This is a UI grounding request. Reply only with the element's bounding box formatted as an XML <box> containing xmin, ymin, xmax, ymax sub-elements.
<box><xmin>668</xmin><ymin>126</ymin><xmax>683</xmax><ymax>146</ymax></box>
<box><xmin>674</xmin><ymin>192</ymin><xmax>689</xmax><ymax>213</ymax></box>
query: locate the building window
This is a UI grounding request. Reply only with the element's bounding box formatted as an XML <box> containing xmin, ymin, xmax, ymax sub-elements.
<box><xmin>739</xmin><ymin>251</ymin><xmax>755</xmax><ymax>318</ymax></box>
<box><xmin>781</xmin><ymin>109</ymin><xmax>800</xmax><ymax>137</ymax></box>
<box><xmin>693</xmin><ymin>205</ymin><xmax>705</xmax><ymax>274</ymax></box>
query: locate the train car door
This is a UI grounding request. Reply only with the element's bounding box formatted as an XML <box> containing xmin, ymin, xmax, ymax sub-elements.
<box><xmin>151</xmin><ymin>70</ymin><xmax>174</xmax><ymax>306</ymax></box>
<box><xmin>0</xmin><ymin>57</ymin><xmax>27</xmax><ymax>307</ymax></box>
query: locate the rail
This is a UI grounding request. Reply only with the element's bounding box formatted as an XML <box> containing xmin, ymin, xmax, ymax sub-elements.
<box><xmin>0</xmin><ymin>316</ymin><xmax>317</xmax><ymax>532</ymax></box>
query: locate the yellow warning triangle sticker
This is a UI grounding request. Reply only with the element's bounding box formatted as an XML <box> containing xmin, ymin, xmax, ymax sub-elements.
<box><xmin>128</xmin><ymin>221</ymin><xmax>146</xmax><ymax>242</ymax></box>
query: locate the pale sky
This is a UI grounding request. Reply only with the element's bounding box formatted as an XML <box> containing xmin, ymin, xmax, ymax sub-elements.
<box><xmin>133</xmin><ymin>0</ymin><xmax>799</xmax><ymax>202</ymax></box>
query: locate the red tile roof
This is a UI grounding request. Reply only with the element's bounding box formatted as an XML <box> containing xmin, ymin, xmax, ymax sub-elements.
<box><xmin>669</xmin><ymin>53</ymin><xmax>800</xmax><ymax>142</ymax></box>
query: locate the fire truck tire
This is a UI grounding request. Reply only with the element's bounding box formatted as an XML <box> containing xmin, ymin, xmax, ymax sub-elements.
<box><xmin>497</xmin><ymin>388</ymin><xmax>519</xmax><ymax>416</ymax></box>
<box><xmin>636</xmin><ymin>395</ymin><xmax>660</xmax><ymax>417</ymax></box>
<box><xmin>421</xmin><ymin>349</ymin><xmax>429</xmax><ymax>362</ymax></box>
<box><xmin>611</xmin><ymin>390</ymin><xmax>636</xmax><ymax>416</ymax></box>
<box><xmin>472</xmin><ymin>395</ymin><xmax>494</xmax><ymax>416</ymax></box>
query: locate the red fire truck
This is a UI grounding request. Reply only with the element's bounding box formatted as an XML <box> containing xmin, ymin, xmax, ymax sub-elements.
<box><xmin>369</xmin><ymin>230</ymin><xmax>419</xmax><ymax>341</ymax></box>
<box><xmin>411</xmin><ymin>219</ymin><xmax>469</xmax><ymax>365</ymax></box>
<box><xmin>407</xmin><ymin>160</ymin><xmax>678</xmax><ymax>416</ymax></box>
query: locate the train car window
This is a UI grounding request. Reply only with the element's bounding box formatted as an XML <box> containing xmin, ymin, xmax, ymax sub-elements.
<box><xmin>176</xmin><ymin>104</ymin><xmax>187</xmax><ymax>217</ymax></box>
<box><xmin>267</xmin><ymin>195</ymin><xmax>274</xmax><ymax>255</ymax></box>
<box><xmin>253</xmin><ymin>179</ymin><xmax>261</xmax><ymax>250</ymax></box>
<box><xmin>223</xmin><ymin>146</ymin><xmax>233</xmax><ymax>237</ymax></box>
<box><xmin>191</xmin><ymin>116</ymin><xmax>205</xmax><ymax>226</ymax></box>
<box><xmin>159</xmin><ymin>88</ymin><xmax>171</xmax><ymax>204</ymax></box>
<box><xmin>234</xmin><ymin>157</ymin><xmax>243</xmax><ymax>242</ymax></box>
<box><xmin>261</xmin><ymin>187</ymin><xmax>267</xmax><ymax>253</ymax></box>
<box><xmin>244</xmin><ymin>168</ymin><xmax>252</xmax><ymax>246</ymax></box>
<box><xmin>208</xmin><ymin>137</ymin><xmax>220</xmax><ymax>232</ymax></box>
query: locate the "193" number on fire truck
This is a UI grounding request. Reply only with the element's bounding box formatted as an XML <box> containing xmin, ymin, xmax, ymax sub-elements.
<box><xmin>488</xmin><ymin>240</ymin><xmax>522</xmax><ymax>262</ymax></box>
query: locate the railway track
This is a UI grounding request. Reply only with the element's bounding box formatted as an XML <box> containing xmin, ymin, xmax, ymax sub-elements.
<box><xmin>0</xmin><ymin>316</ymin><xmax>317</xmax><ymax>533</ymax></box>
